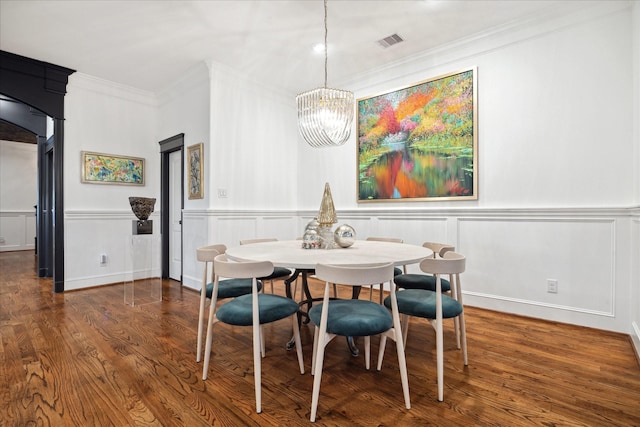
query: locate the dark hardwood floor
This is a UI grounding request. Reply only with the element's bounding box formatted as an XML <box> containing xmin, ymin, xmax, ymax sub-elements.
<box><xmin>1</xmin><ymin>250</ymin><xmax>639</xmax><ymax>426</ymax></box>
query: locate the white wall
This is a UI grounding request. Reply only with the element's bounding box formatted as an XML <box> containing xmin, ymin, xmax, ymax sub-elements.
<box><xmin>55</xmin><ymin>2</ymin><xmax>639</xmax><ymax>348</ymax></box>
<box><xmin>157</xmin><ymin>62</ymin><xmax>211</xmax><ymax>209</ymax></box>
<box><xmin>292</xmin><ymin>3</ymin><xmax>638</xmax><ymax>335</ymax></box>
<box><xmin>0</xmin><ymin>139</ymin><xmax>36</xmax><ymax>251</ymax></box>
<box><xmin>206</xmin><ymin>61</ymin><xmax>299</xmax><ymax>211</ymax></box>
<box><xmin>155</xmin><ymin>60</ymin><xmax>301</xmax><ymax>290</ymax></box>
<box><xmin>63</xmin><ymin>73</ymin><xmax>160</xmax><ymax>290</ymax></box>
<box><xmin>157</xmin><ymin>63</ymin><xmax>211</xmax><ymax>285</ymax></box>
<box><xmin>300</xmin><ymin>2</ymin><xmax>634</xmax><ymax>210</ymax></box>
<box><xmin>179</xmin><ymin>62</ymin><xmax>300</xmax><ymax>289</ymax></box>
<box><xmin>630</xmin><ymin>0</ymin><xmax>640</xmax><ymax>360</ymax></box>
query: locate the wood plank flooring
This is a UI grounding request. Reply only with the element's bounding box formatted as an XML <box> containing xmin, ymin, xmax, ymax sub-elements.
<box><xmin>1</xmin><ymin>250</ymin><xmax>639</xmax><ymax>426</ymax></box>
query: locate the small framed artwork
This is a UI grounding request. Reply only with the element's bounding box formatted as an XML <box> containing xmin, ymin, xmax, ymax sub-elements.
<box><xmin>357</xmin><ymin>67</ymin><xmax>477</xmax><ymax>202</ymax></box>
<box><xmin>187</xmin><ymin>143</ymin><xmax>204</xmax><ymax>199</ymax></box>
<box><xmin>81</xmin><ymin>151</ymin><xmax>144</xmax><ymax>185</ymax></box>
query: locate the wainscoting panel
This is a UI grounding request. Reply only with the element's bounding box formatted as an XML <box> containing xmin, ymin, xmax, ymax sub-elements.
<box><xmin>65</xmin><ymin>207</ymin><xmax>637</xmax><ymax>335</ymax></box>
<box><xmin>64</xmin><ymin>211</ymin><xmax>160</xmax><ymax>290</ymax></box>
<box><xmin>458</xmin><ymin>217</ymin><xmax>615</xmax><ymax>315</ymax></box>
<box><xmin>350</xmin><ymin>215</ymin><xmax>449</xmax><ymax>246</ymax></box>
<box><xmin>181</xmin><ymin>212</ymin><xmax>299</xmax><ymax>291</ymax></box>
<box><xmin>345</xmin><ymin>215</ymin><xmax>450</xmax><ymax>273</ymax></box>
<box><xmin>254</xmin><ymin>215</ymin><xmax>298</xmax><ymax>241</ymax></box>
<box><xmin>0</xmin><ymin>211</ymin><xmax>36</xmax><ymax>252</ymax></box>
<box><xmin>181</xmin><ymin>214</ymin><xmax>208</xmax><ymax>291</ymax></box>
<box><xmin>631</xmin><ymin>217</ymin><xmax>640</xmax><ymax>359</ymax></box>
<box><xmin>216</xmin><ymin>216</ymin><xmax>258</xmax><ymax>248</ymax></box>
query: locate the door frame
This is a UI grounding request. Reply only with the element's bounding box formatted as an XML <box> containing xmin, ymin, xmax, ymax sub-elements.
<box><xmin>0</xmin><ymin>50</ymin><xmax>74</xmax><ymax>292</ymax></box>
<box><xmin>159</xmin><ymin>133</ymin><xmax>184</xmax><ymax>279</ymax></box>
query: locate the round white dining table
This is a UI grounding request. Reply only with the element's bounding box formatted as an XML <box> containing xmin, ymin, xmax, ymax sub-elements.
<box><xmin>225</xmin><ymin>239</ymin><xmax>433</xmax><ymax>269</ymax></box>
<box><xmin>226</xmin><ymin>239</ymin><xmax>433</xmax><ymax>354</ymax></box>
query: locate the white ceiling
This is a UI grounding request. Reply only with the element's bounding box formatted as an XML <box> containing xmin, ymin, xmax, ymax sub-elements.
<box><xmin>0</xmin><ymin>0</ymin><xmax>611</xmax><ymax>95</ymax></box>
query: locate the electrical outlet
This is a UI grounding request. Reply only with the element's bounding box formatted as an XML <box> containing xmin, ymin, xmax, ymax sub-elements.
<box><xmin>0</xmin><ymin>237</ymin><xmax>5</xmax><ymax>244</ymax></box>
<box><xmin>547</xmin><ymin>279</ymin><xmax>558</xmax><ymax>293</ymax></box>
<box><xmin>100</xmin><ymin>254</ymin><xmax>108</xmax><ymax>266</ymax></box>
<box><xmin>217</xmin><ymin>188</ymin><xmax>228</xmax><ymax>198</ymax></box>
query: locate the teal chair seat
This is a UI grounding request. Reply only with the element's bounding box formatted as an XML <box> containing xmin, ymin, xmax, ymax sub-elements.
<box><xmin>309</xmin><ymin>300</ymin><xmax>392</xmax><ymax>337</ymax></box>
<box><xmin>384</xmin><ymin>288</ymin><xmax>462</xmax><ymax>319</ymax></box>
<box><xmin>261</xmin><ymin>266</ymin><xmax>291</xmax><ymax>281</ymax></box>
<box><xmin>204</xmin><ymin>278</ymin><xmax>262</xmax><ymax>299</ymax></box>
<box><xmin>394</xmin><ymin>273</ymin><xmax>451</xmax><ymax>292</ymax></box>
<box><xmin>217</xmin><ymin>293</ymin><xmax>300</xmax><ymax>326</ymax></box>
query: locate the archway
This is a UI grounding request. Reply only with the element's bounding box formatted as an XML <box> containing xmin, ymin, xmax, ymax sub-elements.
<box><xmin>0</xmin><ymin>50</ymin><xmax>75</xmax><ymax>292</ymax></box>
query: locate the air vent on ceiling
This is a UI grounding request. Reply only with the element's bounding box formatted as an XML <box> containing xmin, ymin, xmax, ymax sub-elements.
<box><xmin>377</xmin><ymin>33</ymin><xmax>404</xmax><ymax>48</ymax></box>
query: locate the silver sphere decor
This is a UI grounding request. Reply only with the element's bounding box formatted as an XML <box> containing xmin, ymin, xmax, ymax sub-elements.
<box><xmin>305</xmin><ymin>218</ymin><xmax>320</xmax><ymax>233</ymax></box>
<box><xmin>302</xmin><ymin>229</ymin><xmax>321</xmax><ymax>249</ymax></box>
<box><xmin>334</xmin><ymin>224</ymin><xmax>356</xmax><ymax>248</ymax></box>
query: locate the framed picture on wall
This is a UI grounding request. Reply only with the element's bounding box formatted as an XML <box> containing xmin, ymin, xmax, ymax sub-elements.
<box><xmin>81</xmin><ymin>151</ymin><xmax>145</xmax><ymax>185</ymax></box>
<box><xmin>357</xmin><ymin>66</ymin><xmax>477</xmax><ymax>202</ymax></box>
<box><xmin>187</xmin><ymin>143</ymin><xmax>204</xmax><ymax>199</ymax></box>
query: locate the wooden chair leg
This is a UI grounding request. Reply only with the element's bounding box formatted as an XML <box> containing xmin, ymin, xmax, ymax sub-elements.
<box><xmin>377</xmin><ymin>335</ymin><xmax>388</xmax><ymax>370</ymax></box>
<box><xmin>202</xmin><ymin>292</ymin><xmax>219</xmax><ymax>380</ymax></box>
<box><xmin>402</xmin><ymin>314</ymin><xmax>410</xmax><ymax>345</ymax></box>
<box><xmin>311</xmin><ymin>329</ymin><xmax>329</xmax><ymax>422</ymax></box>
<box><xmin>364</xmin><ymin>336</ymin><xmax>371</xmax><ymax>370</ymax></box>
<box><xmin>252</xmin><ymin>312</ymin><xmax>262</xmax><ymax>413</ymax></box>
<box><xmin>292</xmin><ymin>315</ymin><xmax>305</xmax><ymax>374</ymax></box>
<box><xmin>196</xmin><ymin>287</ymin><xmax>207</xmax><ymax>362</ymax></box>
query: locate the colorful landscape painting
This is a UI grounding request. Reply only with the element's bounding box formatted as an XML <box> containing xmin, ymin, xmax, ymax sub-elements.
<box><xmin>357</xmin><ymin>68</ymin><xmax>477</xmax><ymax>201</ymax></box>
<box><xmin>81</xmin><ymin>151</ymin><xmax>144</xmax><ymax>185</ymax></box>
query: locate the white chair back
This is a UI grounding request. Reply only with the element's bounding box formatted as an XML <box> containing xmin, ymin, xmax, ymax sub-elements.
<box><xmin>196</xmin><ymin>244</ymin><xmax>226</xmax><ymax>262</ymax></box>
<box><xmin>422</xmin><ymin>241</ymin><xmax>455</xmax><ymax>258</ymax></box>
<box><xmin>420</xmin><ymin>251</ymin><xmax>465</xmax><ymax>275</ymax></box>
<box><xmin>214</xmin><ymin>254</ymin><xmax>274</xmax><ymax>280</ymax></box>
<box><xmin>314</xmin><ymin>262</ymin><xmax>395</xmax><ymax>287</ymax></box>
<box><xmin>195</xmin><ymin>244</ymin><xmax>227</xmax><ymax>362</ymax></box>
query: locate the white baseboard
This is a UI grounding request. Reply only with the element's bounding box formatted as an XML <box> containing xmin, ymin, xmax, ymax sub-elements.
<box><xmin>632</xmin><ymin>321</ymin><xmax>640</xmax><ymax>363</ymax></box>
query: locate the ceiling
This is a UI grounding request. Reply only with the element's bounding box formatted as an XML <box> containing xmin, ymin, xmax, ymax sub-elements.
<box><xmin>0</xmin><ymin>0</ymin><xmax>613</xmax><ymax>95</ymax></box>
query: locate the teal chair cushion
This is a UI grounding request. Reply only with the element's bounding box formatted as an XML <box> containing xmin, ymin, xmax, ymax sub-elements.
<box><xmin>308</xmin><ymin>300</ymin><xmax>393</xmax><ymax>337</ymax></box>
<box><xmin>384</xmin><ymin>289</ymin><xmax>462</xmax><ymax>319</ymax></box>
<box><xmin>394</xmin><ymin>267</ymin><xmax>403</xmax><ymax>276</ymax></box>
<box><xmin>394</xmin><ymin>273</ymin><xmax>451</xmax><ymax>292</ymax></box>
<box><xmin>260</xmin><ymin>266</ymin><xmax>291</xmax><ymax>281</ymax></box>
<box><xmin>217</xmin><ymin>293</ymin><xmax>299</xmax><ymax>326</ymax></box>
<box><xmin>204</xmin><ymin>279</ymin><xmax>262</xmax><ymax>299</ymax></box>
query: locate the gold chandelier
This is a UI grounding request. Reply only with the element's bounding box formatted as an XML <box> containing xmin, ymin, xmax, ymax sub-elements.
<box><xmin>296</xmin><ymin>0</ymin><xmax>354</xmax><ymax>148</ymax></box>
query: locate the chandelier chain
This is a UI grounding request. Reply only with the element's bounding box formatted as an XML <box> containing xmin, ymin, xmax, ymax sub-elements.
<box><xmin>323</xmin><ymin>0</ymin><xmax>328</xmax><ymax>88</ymax></box>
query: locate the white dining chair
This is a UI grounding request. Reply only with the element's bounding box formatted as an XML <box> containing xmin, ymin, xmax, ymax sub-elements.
<box><xmin>394</xmin><ymin>241</ymin><xmax>457</xmax><ymax>344</ymax></box>
<box><xmin>365</xmin><ymin>237</ymin><xmax>406</xmax><ymax>303</ymax></box>
<box><xmin>381</xmin><ymin>251</ymin><xmax>468</xmax><ymax>401</ymax></box>
<box><xmin>240</xmin><ymin>238</ymin><xmax>292</xmax><ymax>294</ymax></box>
<box><xmin>201</xmin><ymin>254</ymin><xmax>304</xmax><ymax>414</ymax></box>
<box><xmin>195</xmin><ymin>244</ymin><xmax>261</xmax><ymax>362</ymax></box>
<box><xmin>309</xmin><ymin>262</ymin><xmax>410</xmax><ymax>422</ymax></box>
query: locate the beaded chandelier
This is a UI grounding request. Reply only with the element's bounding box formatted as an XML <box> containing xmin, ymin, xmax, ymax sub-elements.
<box><xmin>296</xmin><ymin>0</ymin><xmax>354</xmax><ymax>148</ymax></box>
